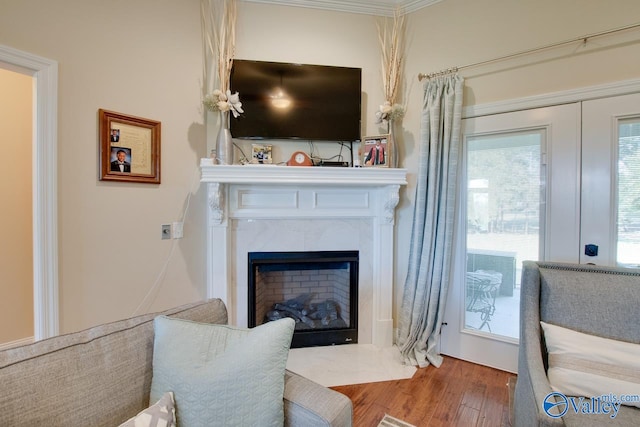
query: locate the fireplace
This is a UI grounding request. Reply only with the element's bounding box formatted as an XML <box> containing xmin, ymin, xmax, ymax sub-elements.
<box><xmin>248</xmin><ymin>251</ymin><xmax>358</xmax><ymax>348</ymax></box>
<box><xmin>201</xmin><ymin>163</ymin><xmax>407</xmax><ymax>347</ymax></box>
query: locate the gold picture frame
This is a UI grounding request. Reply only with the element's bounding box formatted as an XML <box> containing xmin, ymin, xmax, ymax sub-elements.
<box><xmin>362</xmin><ymin>134</ymin><xmax>391</xmax><ymax>168</ymax></box>
<box><xmin>99</xmin><ymin>109</ymin><xmax>161</xmax><ymax>184</ymax></box>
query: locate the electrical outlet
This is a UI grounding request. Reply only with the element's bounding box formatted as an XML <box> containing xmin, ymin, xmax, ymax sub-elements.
<box><xmin>172</xmin><ymin>221</ymin><xmax>184</xmax><ymax>239</ymax></box>
<box><xmin>161</xmin><ymin>224</ymin><xmax>172</xmax><ymax>240</ymax></box>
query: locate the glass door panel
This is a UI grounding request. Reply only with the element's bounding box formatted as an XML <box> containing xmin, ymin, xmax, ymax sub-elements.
<box><xmin>617</xmin><ymin>119</ymin><xmax>640</xmax><ymax>267</ymax></box>
<box><xmin>465</xmin><ymin>131</ymin><xmax>544</xmax><ymax>339</ymax></box>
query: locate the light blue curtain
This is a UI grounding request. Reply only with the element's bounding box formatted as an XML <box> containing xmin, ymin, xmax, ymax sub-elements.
<box><xmin>397</xmin><ymin>74</ymin><xmax>464</xmax><ymax>368</ymax></box>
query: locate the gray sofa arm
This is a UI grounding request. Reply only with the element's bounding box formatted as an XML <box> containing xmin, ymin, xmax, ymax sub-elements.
<box><xmin>284</xmin><ymin>370</ymin><xmax>352</xmax><ymax>427</ymax></box>
<box><xmin>514</xmin><ymin>320</ymin><xmax>563</xmax><ymax>427</ymax></box>
<box><xmin>514</xmin><ymin>262</ymin><xmax>564</xmax><ymax>427</ymax></box>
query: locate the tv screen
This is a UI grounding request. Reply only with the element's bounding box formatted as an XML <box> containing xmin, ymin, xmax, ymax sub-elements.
<box><xmin>229</xmin><ymin>60</ymin><xmax>361</xmax><ymax>142</ymax></box>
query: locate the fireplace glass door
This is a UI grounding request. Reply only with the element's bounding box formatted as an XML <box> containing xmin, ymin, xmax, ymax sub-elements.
<box><xmin>248</xmin><ymin>251</ymin><xmax>358</xmax><ymax>348</ymax></box>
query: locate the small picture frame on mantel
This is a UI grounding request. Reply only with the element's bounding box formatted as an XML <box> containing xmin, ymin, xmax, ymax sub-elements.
<box><xmin>251</xmin><ymin>143</ymin><xmax>273</xmax><ymax>164</ymax></box>
<box><xmin>362</xmin><ymin>134</ymin><xmax>390</xmax><ymax>168</ymax></box>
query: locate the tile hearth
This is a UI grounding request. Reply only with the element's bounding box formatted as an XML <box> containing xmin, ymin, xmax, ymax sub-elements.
<box><xmin>286</xmin><ymin>344</ymin><xmax>417</xmax><ymax>387</ymax></box>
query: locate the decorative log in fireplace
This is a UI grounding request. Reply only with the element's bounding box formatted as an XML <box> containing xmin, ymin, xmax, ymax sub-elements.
<box><xmin>265</xmin><ymin>293</ymin><xmax>348</xmax><ymax>329</ymax></box>
<box><xmin>248</xmin><ymin>251</ymin><xmax>358</xmax><ymax>348</ymax></box>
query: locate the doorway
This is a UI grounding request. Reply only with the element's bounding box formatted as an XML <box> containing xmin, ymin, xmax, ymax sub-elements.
<box><xmin>0</xmin><ymin>45</ymin><xmax>59</xmax><ymax>343</ymax></box>
<box><xmin>0</xmin><ymin>68</ymin><xmax>33</xmax><ymax>347</ymax></box>
<box><xmin>442</xmin><ymin>103</ymin><xmax>580</xmax><ymax>373</ymax></box>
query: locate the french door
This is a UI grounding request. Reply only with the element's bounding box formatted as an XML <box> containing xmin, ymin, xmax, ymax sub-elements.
<box><xmin>581</xmin><ymin>93</ymin><xmax>640</xmax><ymax>267</ymax></box>
<box><xmin>441</xmin><ymin>92</ymin><xmax>640</xmax><ymax>372</ymax></box>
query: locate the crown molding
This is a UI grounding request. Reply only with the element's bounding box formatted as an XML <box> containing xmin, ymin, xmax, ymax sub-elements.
<box><xmin>241</xmin><ymin>0</ymin><xmax>443</xmax><ymax>16</ymax></box>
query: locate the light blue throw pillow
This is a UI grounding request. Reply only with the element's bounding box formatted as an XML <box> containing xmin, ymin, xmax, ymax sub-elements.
<box><xmin>150</xmin><ymin>316</ymin><xmax>295</xmax><ymax>427</ymax></box>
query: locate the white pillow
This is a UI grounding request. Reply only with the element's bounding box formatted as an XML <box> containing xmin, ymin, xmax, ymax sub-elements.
<box><xmin>541</xmin><ymin>321</ymin><xmax>640</xmax><ymax>408</ymax></box>
<box><xmin>119</xmin><ymin>391</ymin><xmax>176</xmax><ymax>427</ymax></box>
<box><xmin>150</xmin><ymin>316</ymin><xmax>295</xmax><ymax>427</ymax></box>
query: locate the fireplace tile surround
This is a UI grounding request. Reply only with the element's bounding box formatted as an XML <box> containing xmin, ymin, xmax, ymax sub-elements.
<box><xmin>200</xmin><ymin>161</ymin><xmax>407</xmax><ymax>347</ymax></box>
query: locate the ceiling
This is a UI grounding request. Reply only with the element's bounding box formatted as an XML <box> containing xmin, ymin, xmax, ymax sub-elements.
<box><xmin>242</xmin><ymin>0</ymin><xmax>443</xmax><ymax>16</ymax></box>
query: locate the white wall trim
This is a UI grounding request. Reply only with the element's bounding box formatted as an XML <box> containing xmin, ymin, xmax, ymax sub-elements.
<box><xmin>0</xmin><ymin>336</ymin><xmax>34</xmax><ymax>351</ymax></box>
<box><xmin>463</xmin><ymin>77</ymin><xmax>640</xmax><ymax>119</ymax></box>
<box><xmin>0</xmin><ymin>44</ymin><xmax>59</xmax><ymax>340</ymax></box>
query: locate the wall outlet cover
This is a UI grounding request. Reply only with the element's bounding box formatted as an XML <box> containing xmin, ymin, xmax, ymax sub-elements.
<box><xmin>161</xmin><ymin>224</ymin><xmax>172</xmax><ymax>240</ymax></box>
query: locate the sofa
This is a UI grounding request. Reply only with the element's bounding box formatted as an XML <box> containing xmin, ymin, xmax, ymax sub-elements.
<box><xmin>514</xmin><ymin>261</ymin><xmax>640</xmax><ymax>426</ymax></box>
<box><xmin>0</xmin><ymin>298</ymin><xmax>353</xmax><ymax>426</ymax></box>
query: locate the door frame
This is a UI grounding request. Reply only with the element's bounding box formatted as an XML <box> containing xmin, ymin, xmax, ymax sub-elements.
<box><xmin>463</xmin><ymin>77</ymin><xmax>640</xmax><ymax>120</ymax></box>
<box><xmin>0</xmin><ymin>44</ymin><xmax>59</xmax><ymax>340</ymax></box>
<box><xmin>442</xmin><ymin>103</ymin><xmax>581</xmax><ymax>373</ymax></box>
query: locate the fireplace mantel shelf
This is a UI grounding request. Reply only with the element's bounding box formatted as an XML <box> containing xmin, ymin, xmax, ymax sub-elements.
<box><xmin>200</xmin><ymin>159</ymin><xmax>408</xmax><ymax>186</ymax></box>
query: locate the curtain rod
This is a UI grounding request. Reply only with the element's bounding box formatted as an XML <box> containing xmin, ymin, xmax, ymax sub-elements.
<box><xmin>418</xmin><ymin>21</ymin><xmax>640</xmax><ymax>81</ymax></box>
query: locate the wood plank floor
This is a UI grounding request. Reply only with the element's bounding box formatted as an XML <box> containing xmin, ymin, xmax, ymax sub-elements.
<box><xmin>331</xmin><ymin>356</ymin><xmax>515</xmax><ymax>427</ymax></box>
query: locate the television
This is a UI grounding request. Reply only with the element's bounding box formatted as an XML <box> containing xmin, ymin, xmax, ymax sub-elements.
<box><xmin>229</xmin><ymin>60</ymin><xmax>362</xmax><ymax>142</ymax></box>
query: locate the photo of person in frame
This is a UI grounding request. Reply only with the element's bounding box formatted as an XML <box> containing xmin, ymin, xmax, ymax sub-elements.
<box><xmin>110</xmin><ymin>147</ymin><xmax>131</xmax><ymax>173</ymax></box>
<box><xmin>110</xmin><ymin>128</ymin><xmax>120</xmax><ymax>142</ymax></box>
<box><xmin>364</xmin><ymin>137</ymin><xmax>387</xmax><ymax>166</ymax></box>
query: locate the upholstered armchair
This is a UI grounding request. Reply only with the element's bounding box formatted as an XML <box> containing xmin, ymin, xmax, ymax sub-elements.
<box><xmin>514</xmin><ymin>261</ymin><xmax>640</xmax><ymax>426</ymax></box>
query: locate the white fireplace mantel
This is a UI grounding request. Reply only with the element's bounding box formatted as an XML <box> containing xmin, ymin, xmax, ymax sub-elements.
<box><xmin>200</xmin><ymin>160</ymin><xmax>408</xmax><ymax>347</ymax></box>
<box><xmin>200</xmin><ymin>160</ymin><xmax>408</xmax><ymax>185</ymax></box>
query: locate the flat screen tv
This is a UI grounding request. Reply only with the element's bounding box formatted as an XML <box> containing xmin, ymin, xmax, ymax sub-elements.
<box><xmin>229</xmin><ymin>60</ymin><xmax>362</xmax><ymax>142</ymax></box>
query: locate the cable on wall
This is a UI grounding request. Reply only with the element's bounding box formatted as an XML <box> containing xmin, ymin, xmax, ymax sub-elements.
<box><xmin>132</xmin><ymin>165</ymin><xmax>201</xmax><ymax>316</ymax></box>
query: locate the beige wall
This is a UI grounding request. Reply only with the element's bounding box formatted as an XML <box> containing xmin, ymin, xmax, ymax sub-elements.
<box><xmin>405</xmin><ymin>0</ymin><xmax>640</xmax><ymax>107</ymax></box>
<box><xmin>1</xmin><ymin>0</ymin><xmax>207</xmax><ymax>333</ymax></box>
<box><xmin>1</xmin><ymin>0</ymin><xmax>639</xmax><ymax>335</ymax></box>
<box><xmin>0</xmin><ymin>68</ymin><xmax>33</xmax><ymax>343</ymax></box>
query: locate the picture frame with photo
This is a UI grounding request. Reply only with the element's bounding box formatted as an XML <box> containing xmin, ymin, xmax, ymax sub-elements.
<box><xmin>362</xmin><ymin>134</ymin><xmax>391</xmax><ymax>168</ymax></box>
<box><xmin>251</xmin><ymin>143</ymin><xmax>273</xmax><ymax>164</ymax></box>
<box><xmin>99</xmin><ymin>109</ymin><xmax>161</xmax><ymax>183</ymax></box>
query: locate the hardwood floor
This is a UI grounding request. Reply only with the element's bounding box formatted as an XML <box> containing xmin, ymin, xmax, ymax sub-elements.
<box><xmin>331</xmin><ymin>356</ymin><xmax>515</xmax><ymax>427</ymax></box>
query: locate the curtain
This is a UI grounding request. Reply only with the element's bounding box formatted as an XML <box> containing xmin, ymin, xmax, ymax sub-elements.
<box><xmin>397</xmin><ymin>74</ymin><xmax>464</xmax><ymax>368</ymax></box>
